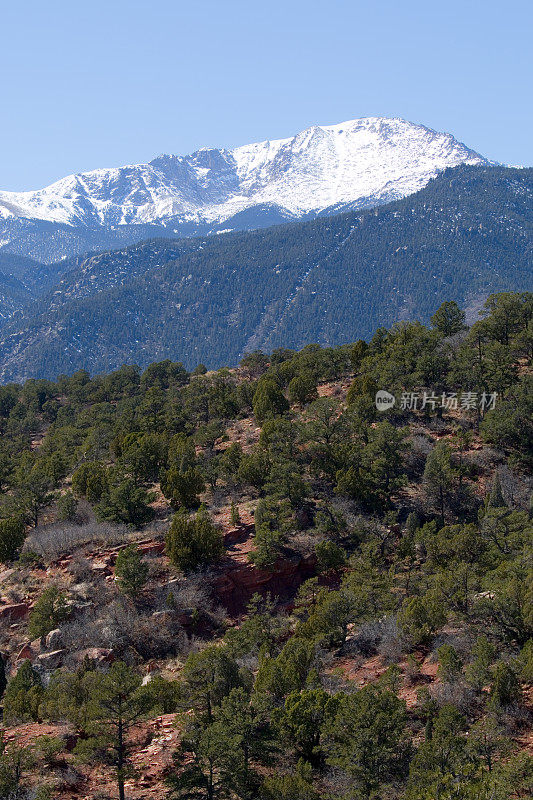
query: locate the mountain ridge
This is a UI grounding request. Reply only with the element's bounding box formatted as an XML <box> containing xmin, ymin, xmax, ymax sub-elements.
<box><xmin>0</xmin><ymin>117</ymin><xmax>489</xmax><ymax>262</ymax></box>
<box><xmin>0</xmin><ymin>164</ymin><xmax>530</xmax><ymax>383</ymax></box>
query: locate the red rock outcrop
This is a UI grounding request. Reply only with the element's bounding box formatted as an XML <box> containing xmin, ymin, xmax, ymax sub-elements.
<box><xmin>212</xmin><ymin>553</ymin><xmax>317</xmax><ymax>614</ymax></box>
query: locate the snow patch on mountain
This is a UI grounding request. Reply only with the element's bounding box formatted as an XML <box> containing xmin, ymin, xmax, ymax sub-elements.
<box><xmin>0</xmin><ymin>117</ymin><xmax>488</xmax><ymax>230</ymax></box>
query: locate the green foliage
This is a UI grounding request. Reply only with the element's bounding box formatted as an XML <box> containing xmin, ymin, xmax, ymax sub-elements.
<box><xmin>264</xmin><ymin>461</ymin><xmax>309</xmax><ymax>508</ymax></box>
<box><xmin>72</xmin><ymin>460</ymin><xmax>108</xmax><ymax>502</ymax></box>
<box><xmin>56</xmin><ymin>489</ymin><xmax>77</xmax><ymax>521</ymax></box>
<box><xmin>437</xmin><ymin>644</ymin><xmax>463</xmax><ymax>683</ymax></box>
<box><xmin>481</xmin><ymin>375</ymin><xmax>533</xmax><ymax>468</ymax></box>
<box><xmin>489</xmin><ymin>661</ymin><xmax>521</xmax><ymax>708</ymax></box>
<box><xmin>167</xmin><ymin>721</ymin><xmax>232</xmax><ymax>799</ymax></box>
<box><xmin>517</xmin><ymin>639</ymin><xmax>533</xmax><ymax>683</ymax></box>
<box><xmin>253</xmin><ymin>379</ymin><xmax>289</xmax><ymax>424</ymax></box>
<box><xmin>326</xmin><ymin>685</ymin><xmax>409</xmax><ymax>795</ymax></box>
<box><xmin>251</xmin><ymin>497</ymin><xmax>293</xmax><ymax>568</ymax></box>
<box><xmin>315</xmin><ymin>539</ymin><xmax>346</xmax><ymax>572</ymax></box>
<box><xmin>464</xmin><ymin>635</ymin><xmax>496</xmax><ymax>693</ymax></box>
<box><xmin>219</xmin><ymin>442</ymin><xmax>243</xmax><ymax>484</ymax></box>
<box><xmin>255</xmin><ymin>637</ymin><xmax>317</xmax><ymax>704</ymax></box>
<box><xmin>140</xmin><ymin>674</ymin><xmax>181</xmax><ymax>714</ymax></box>
<box><xmin>167</xmin><ymin>686</ymin><xmax>269</xmax><ymax>800</ymax></box>
<box><xmin>240</xmin><ymin>350</ymin><xmax>270</xmax><ymax>377</ymax></box>
<box><xmin>229</xmin><ymin>500</ymin><xmax>241</xmax><ymax>526</ymax></box>
<box><xmin>73</xmin><ymin>661</ymin><xmax>150</xmax><ymax>800</ymax></box>
<box><xmin>276</xmin><ymin>688</ymin><xmax>337</xmax><ymax>764</ymax></box>
<box><xmin>0</xmin><ymin>515</ymin><xmax>26</xmax><ymax>562</ymax></box>
<box><xmin>406</xmin><ymin>705</ymin><xmax>467</xmax><ymax>799</ymax></box>
<box><xmin>15</xmin><ymin>464</ymin><xmax>54</xmax><ymax>527</ymax></box>
<box><xmin>431</xmin><ymin>300</ymin><xmax>465</xmax><ymax>336</ymax></box>
<box><xmin>182</xmin><ymin>645</ymin><xmax>243</xmax><ymax>722</ymax></box>
<box><xmin>0</xmin><ymin>291</ymin><xmax>530</xmax><ymax>799</ymax></box>
<box><xmin>166</xmin><ymin>508</ymin><xmax>224</xmax><ymax>573</ymax></box>
<box><xmin>237</xmin><ymin>447</ymin><xmax>271</xmax><ymax>490</ymax></box>
<box><xmin>28</xmin><ymin>585</ymin><xmax>69</xmax><ymax>639</ymax></box>
<box><xmin>422</xmin><ymin>441</ymin><xmax>455</xmax><ymax>523</ymax></box>
<box><xmin>96</xmin><ymin>475</ymin><xmax>155</xmax><ymax>525</ymax></box>
<box><xmin>288</xmin><ymin>372</ymin><xmax>318</xmax><ymax>405</ymax></box>
<box><xmin>0</xmin><ymin>736</ymin><xmax>34</xmax><ymax>798</ymax></box>
<box><xmin>3</xmin><ymin>660</ymin><xmax>43</xmax><ymax>723</ymax></box>
<box><xmin>398</xmin><ymin>592</ymin><xmax>447</xmax><ymax>648</ymax></box>
<box><xmin>161</xmin><ymin>465</ymin><xmax>205</xmax><ymax>508</ymax></box>
<box><xmin>335</xmin><ymin>421</ymin><xmax>407</xmax><ymax>511</ymax></box>
<box><xmin>262</xmin><ymin>759</ymin><xmax>319</xmax><ymax>800</ymax></box>
<box><xmin>225</xmin><ymin>594</ymin><xmax>286</xmax><ymax>658</ymax></box>
<box><xmin>35</xmin><ymin>734</ymin><xmax>64</xmax><ymax>765</ymax></box>
<box><xmin>115</xmin><ymin>544</ymin><xmax>149</xmax><ymax>597</ymax></box>
<box><xmin>119</xmin><ymin>431</ymin><xmax>167</xmax><ymax>483</ymax></box>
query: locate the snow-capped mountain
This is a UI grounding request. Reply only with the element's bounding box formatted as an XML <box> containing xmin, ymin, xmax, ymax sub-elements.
<box><xmin>0</xmin><ymin>117</ymin><xmax>489</xmax><ymax>262</ymax></box>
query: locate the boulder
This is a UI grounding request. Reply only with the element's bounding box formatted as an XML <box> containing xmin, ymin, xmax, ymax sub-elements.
<box><xmin>137</xmin><ymin>541</ymin><xmax>165</xmax><ymax>556</ymax></box>
<box><xmin>74</xmin><ymin>647</ymin><xmax>115</xmax><ymax>665</ymax></box>
<box><xmin>0</xmin><ymin>602</ymin><xmax>30</xmax><ymax>621</ymax></box>
<box><xmin>37</xmin><ymin>649</ymin><xmax>66</xmax><ymax>669</ymax></box>
<box><xmin>16</xmin><ymin>643</ymin><xmax>35</xmax><ymax>661</ymax></box>
<box><xmin>45</xmin><ymin>628</ymin><xmax>63</xmax><ymax>650</ymax></box>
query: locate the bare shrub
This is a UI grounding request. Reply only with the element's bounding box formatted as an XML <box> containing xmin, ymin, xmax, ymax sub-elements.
<box><xmin>24</xmin><ymin>521</ymin><xmax>128</xmax><ymax>560</ymax></box>
<box><xmin>56</xmin><ymin>766</ymin><xmax>83</xmax><ymax>790</ymax></box>
<box><xmin>500</xmin><ymin>703</ymin><xmax>533</xmax><ymax>734</ymax></box>
<box><xmin>67</xmin><ymin>555</ymin><xmax>93</xmax><ymax>582</ymax></box>
<box><xmin>464</xmin><ymin>448</ymin><xmax>502</xmax><ymax>476</ymax></box>
<box><xmin>405</xmin><ymin>435</ymin><xmax>433</xmax><ymax>477</ymax></box>
<box><xmin>427</xmin><ymin>418</ymin><xmax>451</xmax><ymax>434</ymax></box>
<box><xmin>59</xmin><ymin>612</ymin><xmax>102</xmax><ymax>656</ymax></box>
<box><xmin>146</xmin><ymin>555</ymin><xmax>169</xmax><ymax>583</ymax></box>
<box><xmin>431</xmin><ymin>631</ymin><xmax>473</xmax><ymax>664</ymax></box>
<box><xmin>164</xmin><ymin>574</ymin><xmax>213</xmax><ymax>615</ymax></box>
<box><xmin>378</xmin><ymin>616</ymin><xmax>403</xmax><ymax>664</ymax></box>
<box><xmin>432</xmin><ymin>681</ymin><xmax>476</xmax><ymax>714</ymax></box>
<box><xmin>61</xmin><ymin>601</ymin><xmax>186</xmax><ymax>664</ymax></box>
<box><xmin>498</xmin><ymin>465</ymin><xmax>533</xmax><ymax>510</ymax></box>
<box><xmin>97</xmin><ymin>602</ymin><xmax>186</xmax><ymax>660</ymax></box>
<box><xmin>347</xmin><ymin>619</ymin><xmax>385</xmax><ymax>656</ymax></box>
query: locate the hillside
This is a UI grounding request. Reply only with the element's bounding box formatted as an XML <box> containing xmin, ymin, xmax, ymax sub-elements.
<box><xmin>0</xmin><ymin>117</ymin><xmax>488</xmax><ymax>263</ymax></box>
<box><xmin>0</xmin><ymin>292</ymin><xmax>531</xmax><ymax>799</ymax></box>
<box><xmin>0</xmin><ymin>164</ymin><xmax>531</xmax><ymax>382</ymax></box>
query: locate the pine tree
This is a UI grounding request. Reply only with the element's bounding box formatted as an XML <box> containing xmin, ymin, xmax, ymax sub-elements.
<box><xmin>252</xmin><ymin>379</ymin><xmax>289</xmax><ymax>424</ymax></box>
<box><xmin>80</xmin><ymin>661</ymin><xmax>149</xmax><ymax>800</ymax></box>
<box><xmin>423</xmin><ymin>441</ymin><xmax>455</xmax><ymax>524</ymax></box>
<box><xmin>431</xmin><ymin>300</ymin><xmax>465</xmax><ymax>336</ymax></box>
<box><xmin>28</xmin><ymin>586</ymin><xmax>69</xmax><ymax>640</ymax></box>
<box><xmin>230</xmin><ymin>500</ymin><xmax>241</xmax><ymax>526</ymax></box>
<box><xmin>488</xmin><ymin>471</ymin><xmax>506</xmax><ymax>508</ymax></box>
<box><xmin>0</xmin><ymin>516</ymin><xmax>26</xmax><ymax>563</ymax></box>
<box><xmin>3</xmin><ymin>660</ymin><xmax>43</xmax><ymax>723</ymax></box>
<box><xmin>115</xmin><ymin>544</ymin><xmax>149</xmax><ymax>598</ymax></box>
<box><xmin>166</xmin><ymin>508</ymin><xmax>224</xmax><ymax>573</ymax></box>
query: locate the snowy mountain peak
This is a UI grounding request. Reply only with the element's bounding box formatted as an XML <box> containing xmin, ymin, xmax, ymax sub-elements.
<box><xmin>0</xmin><ymin>117</ymin><xmax>488</xmax><ymax>234</ymax></box>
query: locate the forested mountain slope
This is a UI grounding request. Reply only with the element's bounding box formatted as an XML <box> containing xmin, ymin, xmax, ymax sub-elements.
<box><xmin>0</xmin><ymin>293</ymin><xmax>531</xmax><ymax>799</ymax></box>
<box><xmin>0</xmin><ymin>165</ymin><xmax>531</xmax><ymax>382</ymax></box>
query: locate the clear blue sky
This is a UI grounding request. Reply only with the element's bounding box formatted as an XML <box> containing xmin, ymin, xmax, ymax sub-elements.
<box><xmin>1</xmin><ymin>0</ymin><xmax>531</xmax><ymax>191</ymax></box>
